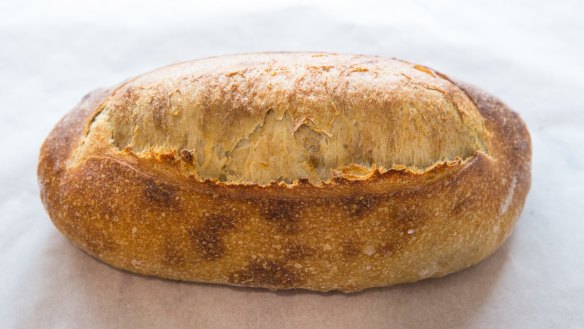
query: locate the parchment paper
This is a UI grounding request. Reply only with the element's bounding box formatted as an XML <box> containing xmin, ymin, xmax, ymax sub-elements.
<box><xmin>1</xmin><ymin>0</ymin><xmax>583</xmax><ymax>328</ymax></box>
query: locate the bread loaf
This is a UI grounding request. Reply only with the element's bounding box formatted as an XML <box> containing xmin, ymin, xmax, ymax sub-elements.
<box><xmin>38</xmin><ymin>53</ymin><xmax>531</xmax><ymax>292</ymax></box>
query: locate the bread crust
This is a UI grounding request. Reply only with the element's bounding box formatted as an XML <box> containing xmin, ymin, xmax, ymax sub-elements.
<box><xmin>38</xmin><ymin>53</ymin><xmax>531</xmax><ymax>292</ymax></box>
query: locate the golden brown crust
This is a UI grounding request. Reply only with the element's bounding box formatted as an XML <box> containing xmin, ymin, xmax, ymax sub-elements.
<box><xmin>38</xmin><ymin>53</ymin><xmax>531</xmax><ymax>292</ymax></box>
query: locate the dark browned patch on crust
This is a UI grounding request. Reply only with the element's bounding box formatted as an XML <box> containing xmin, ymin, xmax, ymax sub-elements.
<box><xmin>260</xmin><ymin>199</ymin><xmax>302</xmax><ymax>233</ymax></box>
<box><xmin>341</xmin><ymin>241</ymin><xmax>361</xmax><ymax>257</ymax></box>
<box><xmin>284</xmin><ymin>244</ymin><xmax>315</xmax><ymax>260</ymax></box>
<box><xmin>143</xmin><ymin>178</ymin><xmax>179</xmax><ymax>209</ymax></box>
<box><xmin>188</xmin><ymin>215</ymin><xmax>235</xmax><ymax>260</ymax></box>
<box><xmin>228</xmin><ymin>259</ymin><xmax>300</xmax><ymax>288</ymax></box>
<box><xmin>340</xmin><ymin>195</ymin><xmax>381</xmax><ymax>218</ymax></box>
<box><xmin>392</xmin><ymin>205</ymin><xmax>428</xmax><ymax>224</ymax></box>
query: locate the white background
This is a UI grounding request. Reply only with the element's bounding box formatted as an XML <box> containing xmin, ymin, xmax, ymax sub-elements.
<box><xmin>1</xmin><ymin>0</ymin><xmax>583</xmax><ymax>328</ymax></box>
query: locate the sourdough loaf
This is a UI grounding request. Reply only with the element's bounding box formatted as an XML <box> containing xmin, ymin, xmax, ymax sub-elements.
<box><xmin>38</xmin><ymin>53</ymin><xmax>531</xmax><ymax>292</ymax></box>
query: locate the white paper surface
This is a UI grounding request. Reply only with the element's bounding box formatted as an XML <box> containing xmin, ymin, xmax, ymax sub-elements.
<box><xmin>1</xmin><ymin>0</ymin><xmax>583</xmax><ymax>328</ymax></box>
